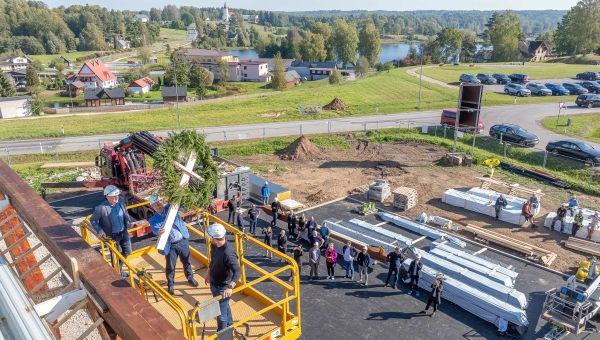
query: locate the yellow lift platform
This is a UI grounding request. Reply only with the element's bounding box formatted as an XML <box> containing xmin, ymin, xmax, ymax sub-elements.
<box><xmin>80</xmin><ymin>203</ymin><xmax>301</xmax><ymax>340</ymax></box>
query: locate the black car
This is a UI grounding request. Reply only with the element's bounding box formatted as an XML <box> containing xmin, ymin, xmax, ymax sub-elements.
<box><xmin>575</xmin><ymin>94</ymin><xmax>600</xmax><ymax>108</ymax></box>
<box><xmin>563</xmin><ymin>83</ymin><xmax>588</xmax><ymax>95</ymax></box>
<box><xmin>476</xmin><ymin>73</ymin><xmax>497</xmax><ymax>84</ymax></box>
<box><xmin>579</xmin><ymin>81</ymin><xmax>600</xmax><ymax>94</ymax></box>
<box><xmin>489</xmin><ymin>124</ymin><xmax>539</xmax><ymax>147</ymax></box>
<box><xmin>492</xmin><ymin>73</ymin><xmax>511</xmax><ymax>84</ymax></box>
<box><xmin>508</xmin><ymin>73</ymin><xmax>530</xmax><ymax>83</ymax></box>
<box><xmin>546</xmin><ymin>139</ymin><xmax>600</xmax><ymax>165</ymax></box>
<box><xmin>576</xmin><ymin>71</ymin><xmax>600</xmax><ymax>80</ymax></box>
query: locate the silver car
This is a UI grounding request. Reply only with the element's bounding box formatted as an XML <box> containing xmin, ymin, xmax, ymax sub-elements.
<box><xmin>526</xmin><ymin>83</ymin><xmax>552</xmax><ymax>96</ymax></box>
<box><xmin>504</xmin><ymin>83</ymin><xmax>531</xmax><ymax>97</ymax></box>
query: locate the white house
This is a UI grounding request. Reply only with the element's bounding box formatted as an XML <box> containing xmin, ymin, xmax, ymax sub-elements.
<box><xmin>0</xmin><ymin>56</ymin><xmax>31</xmax><ymax>72</ymax></box>
<box><xmin>0</xmin><ymin>96</ymin><xmax>31</xmax><ymax>118</ymax></box>
<box><xmin>133</xmin><ymin>14</ymin><xmax>149</xmax><ymax>22</ymax></box>
<box><xmin>128</xmin><ymin>77</ymin><xmax>155</xmax><ymax>94</ymax></box>
<box><xmin>242</xmin><ymin>15</ymin><xmax>259</xmax><ymax>23</ymax></box>
<box><xmin>72</xmin><ymin>60</ymin><xmax>117</xmax><ymax>89</ymax></box>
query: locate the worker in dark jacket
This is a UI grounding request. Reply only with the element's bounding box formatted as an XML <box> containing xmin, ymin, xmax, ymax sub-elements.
<box><xmin>356</xmin><ymin>246</ymin><xmax>371</xmax><ymax>286</ymax></box>
<box><xmin>290</xmin><ymin>244</ymin><xmax>303</xmax><ymax>282</ymax></box>
<box><xmin>205</xmin><ymin>223</ymin><xmax>241</xmax><ymax>331</ymax></box>
<box><xmin>277</xmin><ymin>230</ymin><xmax>287</xmax><ymax>262</ymax></box>
<box><xmin>270</xmin><ymin>198</ymin><xmax>281</xmax><ymax>226</ymax></box>
<box><xmin>287</xmin><ymin>210</ymin><xmax>296</xmax><ymax>239</ymax></box>
<box><xmin>495</xmin><ymin>194</ymin><xmax>508</xmax><ymax>220</ymax></box>
<box><xmin>407</xmin><ymin>256</ymin><xmax>423</xmax><ymax>296</ymax></box>
<box><xmin>320</xmin><ymin>222</ymin><xmax>331</xmax><ymax>250</ymax></box>
<box><xmin>342</xmin><ymin>241</ymin><xmax>358</xmax><ymax>279</ymax></box>
<box><xmin>89</xmin><ymin>185</ymin><xmax>131</xmax><ymax>277</ymax></box>
<box><xmin>227</xmin><ymin>197</ymin><xmax>236</xmax><ymax>224</ymax></box>
<box><xmin>420</xmin><ymin>275</ymin><xmax>444</xmax><ymax>317</ymax></box>
<box><xmin>551</xmin><ymin>203</ymin><xmax>568</xmax><ymax>232</ymax></box>
<box><xmin>236</xmin><ymin>208</ymin><xmax>245</xmax><ymax>233</ymax></box>
<box><xmin>384</xmin><ymin>247</ymin><xmax>406</xmax><ymax>289</ymax></box>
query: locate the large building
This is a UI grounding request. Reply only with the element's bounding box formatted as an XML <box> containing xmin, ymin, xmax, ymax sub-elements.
<box><xmin>71</xmin><ymin>60</ymin><xmax>117</xmax><ymax>89</ymax></box>
<box><xmin>228</xmin><ymin>61</ymin><xmax>270</xmax><ymax>82</ymax></box>
<box><xmin>0</xmin><ymin>56</ymin><xmax>31</xmax><ymax>72</ymax></box>
<box><xmin>174</xmin><ymin>48</ymin><xmax>239</xmax><ymax>73</ymax></box>
<box><xmin>222</xmin><ymin>2</ymin><xmax>233</xmax><ymax>21</ymax></box>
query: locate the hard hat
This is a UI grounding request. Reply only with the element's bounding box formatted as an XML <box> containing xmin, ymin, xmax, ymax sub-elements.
<box><xmin>104</xmin><ymin>185</ymin><xmax>120</xmax><ymax>197</ymax></box>
<box><xmin>207</xmin><ymin>223</ymin><xmax>226</xmax><ymax>239</ymax></box>
<box><xmin>415</xmin><ymin>254</ymin><xmax>421</xmax><ymax>259</ymax></box>
<box><xmin>149</xmin><ymin>195</ymin><xmax>161</xmax><ymax>205</ymax></box>
<box><xmin>265</xmin><ymin>181</ymin><xmax>268</xmax><ymax>185</ymax></box>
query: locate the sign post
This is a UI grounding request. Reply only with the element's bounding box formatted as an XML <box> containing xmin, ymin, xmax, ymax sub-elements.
<box><xmin>556</xmin><ymin>100</ymin><xmax>566</xmax><ymax>128</ymax></box>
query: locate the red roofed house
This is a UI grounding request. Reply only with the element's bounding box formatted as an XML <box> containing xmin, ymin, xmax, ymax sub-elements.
<box><xmin>72</xmin><ymin>60</ymin><xmax>117</xmax><ymax>89</ymax></box>
<box><xmin>128</xmin><ymin>77</ymin><xmax>155</xmax><ymax>94</ymax></box>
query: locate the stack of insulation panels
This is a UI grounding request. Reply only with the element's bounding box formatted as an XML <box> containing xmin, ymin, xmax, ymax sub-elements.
<box><xmin>379</xmin><ymin>212</ymin><xmax>466</xmax><ymax>248</ymax></box>
<box><xmin>544</xmin><ymin>207</ymin><xmax>598</xmax><ymax>240</ymax></box>
<box><xmin>346</xmin><ymin>219</ymin><xmax>413</xmax><ymax>247</ymax></box>
<box><xmin>323</xmin><ymin>219</ymin><xmax>411</xmax><ymax>256</ymax></box>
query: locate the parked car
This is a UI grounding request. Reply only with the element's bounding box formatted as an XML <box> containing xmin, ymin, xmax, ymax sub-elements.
<box><xmin>508</xmin><ymin>73</ymin><xmax>530</xmax><ymax>83</ymax></box>
<box><xmin>459</xmin><ymin>74</ymin><xmax>481</xmax><ymax>84</ymax></box>
<box><xmin>489</xmin><ymin>124</ymin><xmax>539</xmax><ymax>147</ymax></box>
<box><xmin>579</xmin><ymin>81</ymin><xmax>600</xmax><ymax>94</ymax></box>
<box><xmin>545</xmin><ymin>83</ymin><xmax>570</xmax><ymax>96</ymax></box>
<box><xmin>576</xmin><ymin>71</ymin><xmax>600</xmax><ymax>80</ymax></box>
<box><xmin>476</xmin><ymin>73</ymin><xmax>497</xmax><ymax>84</ymax></box>
<box><xmin>504</xmin><ymin>83</ymin><xmax>531</xmax><ymax>97</ymax></box>
<box><xmin>440</xmin><ymin>109</ymin><xmax>484</xmax><ymax>133</ymax></box>
<box><xmin>526</xmin><ymin>83</ymin><xmax>552</xmax><ymax>96</ymax></box>
<box><xmin>562</xmin><ymin>83</ymin><xmax>588</xmax><ymax>95</ymax></box>
<box><xmin>546</xmin><ymin>139</ymin><xmax>600</xmax><ymax>165</ymax></box>
<box><xmin>575</xmin><ymin>94</ymin><xmax>600</xmax><ymax>108</ymax></box>
<box><xmin>492</xmin><ymin>73</ymin><xmax>512</xmax><ymax>84</ymax></box>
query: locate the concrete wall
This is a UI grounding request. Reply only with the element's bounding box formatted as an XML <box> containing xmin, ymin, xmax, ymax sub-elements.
<box><xmin>0</xmin><ymin>98</ymin><xmax>30</xmax><ymax>118</ymax></box>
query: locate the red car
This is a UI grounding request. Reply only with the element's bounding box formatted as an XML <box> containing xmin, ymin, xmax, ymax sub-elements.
<box><xmin>440</xmin><ymin>108</ymin><xmax>485</xmax><ymax>133</ymax></box>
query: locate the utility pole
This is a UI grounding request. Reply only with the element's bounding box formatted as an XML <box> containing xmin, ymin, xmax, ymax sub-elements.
<box><xmin>174</xmin><ymin>60</ymin><xmax>180</xmax><ymax>127</ymax></box>
<box><xmin>418</xmin><ymin>45</ymin><xmax>424</xmax><ymax>109</ymax></box>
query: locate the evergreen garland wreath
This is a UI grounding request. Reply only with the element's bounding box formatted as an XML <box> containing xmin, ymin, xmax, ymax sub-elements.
<box><xmin>153</xmin><ymin>130</ymin><xmax>219</xmax><ymax>211</ymax></box>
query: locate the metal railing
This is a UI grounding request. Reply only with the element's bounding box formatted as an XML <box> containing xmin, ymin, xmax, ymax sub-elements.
<box><xmin>79</xmin><ymin>203</ymin><xmax>301</xmax><ymax>340</ymax></box>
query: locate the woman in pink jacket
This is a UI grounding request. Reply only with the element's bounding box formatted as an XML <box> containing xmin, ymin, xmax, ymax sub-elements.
<box><xmin>325</xmin><ymin>243</ymin><xmax>338</xmax><ymax>280</ymax></box>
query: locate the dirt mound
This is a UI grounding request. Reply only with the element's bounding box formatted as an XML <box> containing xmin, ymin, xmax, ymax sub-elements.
<box><xmin>323</xmin><ymin>97</ymin><xmax>348</xmax><ymax>111</ymax></box>
<box><xmin>277</xmin><ymin>135</ymin><xmax>323</xmax><ymax>160</ymax></box>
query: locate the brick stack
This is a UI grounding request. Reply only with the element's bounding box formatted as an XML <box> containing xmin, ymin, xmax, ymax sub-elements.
<box><xmin>364</xmin><ymin>179</ymin><xmax>391</xmax><ymax>202</ymax></box>
<box><xmin>393</xmin><ymin>186</ymin><xmax>418</xmax><ymax>211</ymax></box>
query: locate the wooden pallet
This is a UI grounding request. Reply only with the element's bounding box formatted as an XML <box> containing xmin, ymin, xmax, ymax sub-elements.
<box><xmin>564</xmin><ymin>237</ymin><xmax>600</xmax><ymax>256</ymax></box>
<box><xmin>353</xmin><ymin>184</ymin><xmax>370</xmax><ymax>194</ymax></box>
<box><xmin>463</xmin><ymin>224</ymin><xmax>557</xmax><ymax>266</ymax></box>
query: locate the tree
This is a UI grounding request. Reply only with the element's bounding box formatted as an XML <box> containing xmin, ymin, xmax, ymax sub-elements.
<box><xmin>486</xmin><ymin>11</ymin><xmax>525</xmax><ymax>62</ymax></box>
<box><xmin>329</xmin><ymin>69</ymin><xmax>342</xmax><ymax>84</ymax></box>
<box><xmin>407</xmin><ymin>44</ymin><xmax>419</xmax><ymax>60</ymax></box>
<box><xmin>460</xmin><ymin>31</ymin><xmax>478</xmax><ymax>63</ymax></box>
<box><xmin>271</xmin><ymin>52</ymin><xmax>287</xmax><ymax>91</ymax></box>
<box><xmin>163</xmin><ymin>60</ymin><xmax>189</xmax><ymax>87</ymax></box>
<box><xmin>28</xmin><ymin>94</ymin><xmax>44</xmax><ymax>115</ymax></box>
<box><xmin>25</xmin><ymin>65</ymin><xmax>40</xmax><ymax>94</ymax></box>
<box><xmin>333</xmin><ymin>20</ymin><xmax>359</xmax><ymax>68</ymax></box>
<box><xmin>355</xmin><ymin>56</ymin><xmax>369</xmax><ymax>78</ymax></box>
<box><xmin>0</xmin><ymin>73</ymin><xmax>16</xmax><ymax>97</ymax></box>
<box><xmin>215</xmin><ymin>59</ymin><xmax>229</xmax><ymax>84</ymax></box>
<box><xmin>137</xmin><ymin>46</ymin><xmax>151</xmax><ymax>64</ymax></box>
<box><xmin>150</xmin><ymin>8</ymin><xmax>162</xmax><ymax>21</ymax></box>
<box><xmin>423</xmin><ymin>38</ymin><xmax>442</xmax><ymax>64</ymax></box>
<box><xmin>80</xmin><ymin>23</ymin><xmax>105</xmax><ymax>51</ymax></box>
<box><xmin>31</xmin><ymin>60</ymin><xmax>45</xmax><ymax>72</ymax></box>
<box><xmin>286</xmin><ymin>27</ymin><xmax>301</xmax><ymax>44</ymax></box>
<box><xmin>166</xmin><ymin>43</ymin><xmax>171</xmax><ymax>53</ymax></box>
<box><xmin>312</xmin><ymin>22</ymin><xmax>335</xmax><ymax>60</ymax></box>
<box><xmin>569</xmin><ymin>0</ymin><xmax>600</xmax><ymax>55</ymax></box>
<box><xmin>358</xmin><ymin>23</ymin><xmax>382</xmax><ymax>65</ymax></box>
<box><xmin>536</xmin><ymin>30</ymin><xmax>554</xmax><ymax>44</ymax></box>
<box><xmin>189</xmin><ymin>65</ymin><xmax>214</xmax><ymax>88</ymax></box>
<box><xmin>554</xmin><ymin>11</ymin><xmax>577</xmax><ymax>55</ymax></box>
<box><xmin>436</xmin><ymin>27</ymin><xmax>462</xmax><ymax>62</ymax></box>
<box><xmin>55</xmin><ymin>62</ymin><xmax>65</xmax><ymax>72</ymax></box>
<box><xmin>196</xmin><ymin>83</ymin><xmax>207</xmax><ymax>100</ymax></box>
<box><xmin>181</xmin><ymin>13</ymin><xmax>195</xmax><ymax>27</ymax></box>
<box><xmin>299</xmin><ymin>31</ymin><xmax>327</xmax><ymax>62</ymax></box>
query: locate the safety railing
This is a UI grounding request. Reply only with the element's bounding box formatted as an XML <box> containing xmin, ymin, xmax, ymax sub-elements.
<box><xmin>79</xmin><ymin>202</ymin><xmax>301</xmax><ymax>340</ymax></box>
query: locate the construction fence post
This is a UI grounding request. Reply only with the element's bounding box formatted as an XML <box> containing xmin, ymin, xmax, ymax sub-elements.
<box><xmin>263</xmin><ymin>128</ymin><xmax>266</xmax><ymax>147</ymax></box>
<box><xmin>55</xmin><ymin>143</ymin><xmax>59</xmax><ymax>162</ymax></box>
<box><xmin>503</xmin><ymin>142</ymin><xmax>507</xmax><ymax>159</ymax></box>
<box><xmin>543</xmin><ymin>150</ymin><xmax>547</xmax><ymax>169</ymax></box>
<box><xmin>328</xmin><ymin>121</ymin><xmax>331</xmax><ymax>138</ymax></box>
<box><xmin>398</xmin><ymin>123</ymin><xmax>401</xmax><ymax>140</ymax></box>
<box><xmin>39</xmin><ymin>142</ymin><xmax>43</xmax><ymax>154</ymax></box>
<box><xmin>300</xmin><ymin>124</ymin><xmax>303</xmax><ymax>136</ymax></box>
<box><xmin>376</xmin><ymin>120</ymin><xmax>379</xmax><ymax>130</ymax></box>
<box><xmin>223</xmin><ymin>131</ymin><xmax>227</xmax><ymax>150</ymax></box>
<box><xmin>6</xmin><ymin>148</ymin><xmax>11</xmax><ymax>167</ymax></box>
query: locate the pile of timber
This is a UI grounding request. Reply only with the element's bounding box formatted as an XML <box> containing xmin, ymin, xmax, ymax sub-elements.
<box><xmin>564</xmin><ymin>237</ymin><xmax>600</xmax><ymax>256</ymax></box>
<box><xmin>393</xmin><ymin>186</ymin><xmax>418</xmax><ymax>211</ymax></box>
<box><xmin>463</xmin><ymin>224</ymin><xmax>557</xmax><ymax>267</ymax></box>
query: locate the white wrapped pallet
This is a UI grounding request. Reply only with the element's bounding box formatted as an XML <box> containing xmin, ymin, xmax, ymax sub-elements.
<box><xmin>347</xmin><ymin>218</ymin><xmax>413</xmax><ymax>246</ymax></box>
<box><xmin>379</xmin><ymin>212</ymin><xmax>466</xmax><ymax>248</ymax></box>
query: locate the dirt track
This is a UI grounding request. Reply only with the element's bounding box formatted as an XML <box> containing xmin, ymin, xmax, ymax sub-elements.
<box><xmin>231</xmin><ymin>139</ymin><xmax>600</xmax><ymax>274</ymax></box>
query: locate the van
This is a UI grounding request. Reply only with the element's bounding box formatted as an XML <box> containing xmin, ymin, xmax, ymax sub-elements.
<box><xmin>440</xmin><ymin>108</ymin><xmax>485</xmax><ymax>133</ymax></box>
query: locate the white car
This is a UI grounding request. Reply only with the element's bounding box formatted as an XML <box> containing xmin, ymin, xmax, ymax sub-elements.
<box><xmin>504</xmin><ymin>84</ymin><xmax>531</xmax><ymax>97</ymax></box>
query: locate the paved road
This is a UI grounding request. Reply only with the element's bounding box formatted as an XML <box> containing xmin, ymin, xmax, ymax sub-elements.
<box><xmin>2</xmin><ymin>103</ymin><xmax>599</xmax><ymax>155</ymax></box>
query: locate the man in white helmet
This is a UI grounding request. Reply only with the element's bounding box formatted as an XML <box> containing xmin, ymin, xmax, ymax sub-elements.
<box><xmin>205</xmin><ymin>223</ymin><xmax>241</xmax><ymax>331</ymax></box>
<box><xmin>89</xmin><ymin>185</ymin><xmax>131</xmax><ymax>277</ymax></box>
<box><xmin>148</xmin><ymin>195</ymin><xmax>198</xmax><ymax>295</ymax></box>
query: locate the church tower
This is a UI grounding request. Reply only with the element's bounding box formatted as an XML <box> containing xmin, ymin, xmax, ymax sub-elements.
<box><xmin>222</xmin><ymin>2</ymin><xmax>229</xmax><ymax>21</ymax></box>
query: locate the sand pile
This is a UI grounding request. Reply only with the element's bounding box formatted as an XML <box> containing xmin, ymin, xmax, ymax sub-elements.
<box><xmin>323</xmin><ymin>97</ymin><xmax>348</xmax><ymax>111</ymax></box>
<box><xmin>277</xmin><ymin>135</ymin><xmax>323</xmax><ymax>160</ymax></box>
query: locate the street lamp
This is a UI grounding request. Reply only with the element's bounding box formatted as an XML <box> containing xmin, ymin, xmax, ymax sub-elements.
<box><xmin>418</xmin><ymin>45</ymin><xmax>424</xmax><ymax>109</ymax></box>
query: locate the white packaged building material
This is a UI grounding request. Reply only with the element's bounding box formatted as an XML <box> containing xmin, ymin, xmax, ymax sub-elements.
<box><xmin>323</xmin><ymin>219</ymin><xmax>410</xmax><ymax>255</ymax></box>
<box><xmin>544</xmin><ymin>208</ymin><xmax>599</xmax><ymax>241</ymax></box>
<box><xmin>441</xmin><ymin>187</ymin><xmax>541</xmax><ymax>226</ymax></box>
<box><xmin>347</xmin><ymin>218</ymin><xmax>413</xmax><ymax>246</ymax></box>
<box><xmin>412</xmin><ymin>248</ymin><xmax>527</xmax><ymax>309</ymax></box>
<box><xmin>405</xmin><ymin>262</ymin><xmax>529</xmax><ymax>329</ymax></box>
<box><xmin>379</xmin><ymin>212</ymin><xmax>466</xmax><ymax>248</ymax></box>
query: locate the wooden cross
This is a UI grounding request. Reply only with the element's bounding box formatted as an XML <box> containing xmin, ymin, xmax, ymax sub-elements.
<box><xmin>156</xmin><ymin>151</ymin><xmax>204</xmax><ymax>251</ymax></box>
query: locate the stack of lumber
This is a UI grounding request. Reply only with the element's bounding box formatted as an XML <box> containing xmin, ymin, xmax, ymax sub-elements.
<box><xmin>279</xmin><ymin>199</ymin><xmax>304</xmax><ymax>212</ymax></box>
<box><xmin>352</xmin><ymin>184</ymin><xmax>369</xmax><ymax>195</ymax></box>
<box><xmin>564</xmin><ymin>237</ymin><xmax>600</xmax><ymax>256</ymax></box>
<box><xmin>364</xmin><ymin>179</ymin><xmax>391</xmax><ymax>202</ymax></box>
<box><xmin>392</xmin><ymin>186</ymin><xmax>418</xmax><ymax>211</ymax></box>
<box><xmin>463</xmin><ymin>224</ymin><xmax>557</xmax><ymax>267</ymax></box>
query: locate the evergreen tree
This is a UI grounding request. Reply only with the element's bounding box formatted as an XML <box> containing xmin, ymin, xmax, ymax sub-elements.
<box><xmin>329</xmin><ymin>69</ymin><xmax>342</xmax><ymax>84</ymax></box>
<box><xmin>355</xmin><ymin>56</ymin><xmax>370</xmax><ymax>78</ymax></box>
<box><xmin>0</xmin><ymin>73</ymin><xmax>16</xmax><ymax>97</ymax></box>
<box><xmin>25</xmin><ymin>65</ymin><xmax>40</xmax><ymax>94</ymax></box>
<box><xmin>271</xmin><ymin>52</ymin><xmax>287</xmax><ymax>91</ymax></box>
<box><xmin>215</xmin><ymin>59</ymin><xmax>229</xmax><ymax>84</ymax></box>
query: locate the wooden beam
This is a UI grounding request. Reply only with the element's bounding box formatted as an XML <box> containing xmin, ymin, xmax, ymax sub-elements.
<box><xmin>411</xmin><ymin>236</ymin><xmax>427</xmax><ymax>245</ymax></box>
<box><xmin>0</xmin><ymin>160</ymin><xmax>184</xmax><ymax>340</ymax></box>
<box><xmin>473</xmin><ymin>247</ymin><xmax>487</xmax><ymax>255</ymax></box>
<box><xmin>40</xmin><ymin>162</ymin><xmax>95</xmax><ymax>169</ymax></box>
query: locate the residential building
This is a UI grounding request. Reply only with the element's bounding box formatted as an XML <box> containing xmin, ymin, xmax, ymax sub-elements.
<box><xmin>133</xmin><ymin>14</ymin><xmax>149</xmax><ymax>22</ymax></box>
<box><xmin>0</xmin><ymin>56</ymin><xmax>31</xmax><ymax>72</ymax></box>
<box><xmin>84</xmin><ymin>88</ymin><xmax>125</xmax><ymax>107</ymax></box>
<box><xmin>128</xmin><ymin>77</ymin><xmax>155</xmax><ymax>94</ymax></box>
<box><xmin>59</xmin><ymin>56</ymin><xmax>73</xmax><ymax>68</ymax></box>
<box><xmin>288</xmin><ymin>61</ymin><xmax>338</xmax><ymax>81</ymax></box>
<box><xmin>248</xmin><ymin>58</ymin><xmax>295</xmax><ymax>72</ymax></box>
<box><xmin>472</xmin><ymin>50</ymin><xmax>493</xmax><ymax>63</ymax></box>
<box><xmin>72</xmin><ymin>60</ymin><xmax>117</xmax><ymax>89</ymax></box>
<box><xmin>174</xmin><ymin>48</ymin><xmax>239</xmax><ymax>73</ymax></box>
<box><xmin>0</xmin><ymin>96</ymin><xmax>31</xmax><ymax>118</ymax></box>
<box><xmin>228</xmin><ymin>61</ymin><xmax>270</xmax><ymax>82</ymax></box>
<box><xmin>149</xmin><ymin>56</ymin><xmax>158</xmax><ymax>64</ymax></box>
<box><xmin>6</xmin><ymin>69</ymin><xmax>38</xmax><ymax>85</ymax></box>
<box><xmin>518</xmin><ymin>40</ymin><xmax>553</xmax><ymax>62</ymax></box>
<box><xmin>117</xmin><ymin>39</ymin><xmax>130</xmax><ymax>49</ymax></box>
<box><xmin>242</xmin><ymin>15</ymin><xmax>259</xmax><ymax>23</ymax></box>
<box><xmin>161</xmin><ymin>86</ymin><xmax>188</xmax><ymax>103</ymax></box>
<box><xmin>284</xmin><ymin>70</ymin><xmax>301</xmax><ymax>87</ymax></box>
<box><xmin>63</xmin><ymin>81</ymin><xmax>86</xmax><ymax>97</ymax></box>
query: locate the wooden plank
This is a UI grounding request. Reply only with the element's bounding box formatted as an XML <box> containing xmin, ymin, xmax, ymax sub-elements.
<box><xmin>40</xmin><ymin>162</ymin><xmax>95</xmax><ymax>169</ymax></box>
<box><xmin>0</xmin><ymin>160</ymin><xmax>184</xmax><ymax>340</ymax></box>
<box><xmin>411</xmin><ymin>236</ymin><xmax>427</xmax><ymax>245</ymax></box>
<box><xmin>473</xmin><ymin>247</ymin><xmax>487</xmax><ymax>255</ymax></box>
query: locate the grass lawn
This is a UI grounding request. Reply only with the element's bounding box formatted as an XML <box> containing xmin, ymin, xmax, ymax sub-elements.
<box><xmin>0</xmin><ymin>67</ymin><xmax>588</xmax><ymax>140</ymax></box>
<box><xmin>418</xmin><ymin>63</ymin><xmax>600</xmax><ymax>84</ymax></box>
<box><xmin>154</xmin><ymin>28</ymin><xmax>189</xmax><ymax>47</ymax></box>
<box><xmin>541</xmin><ymin>112</ymin><xmax>600</xmax><ymax>144</ymax></box>
<box><xmin>29</xmin><ymin>51</ymin><xmax>94</xmax><ymax>65</ymax></box>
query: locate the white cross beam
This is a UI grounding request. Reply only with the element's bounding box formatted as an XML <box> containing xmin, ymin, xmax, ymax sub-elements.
<box><xmin>156</xmin><ymin>151</ymin><xmax>198</xmax><ymax>252</ymax></box>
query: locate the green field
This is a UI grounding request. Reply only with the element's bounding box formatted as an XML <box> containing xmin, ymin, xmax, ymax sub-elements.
<box><xmin>0</xmin><ymin>67</ymin><xmax>586</xmax><ymax>140</ymax></box>
<box><xmin>418</xmin><ymin>63</ymin><xmax>599</xmax><ymax>84</ymax></box>
<box><xmin>541</xmin><ymin>112</ymin><xmax>600</xmax><ymax>144</ymax></box>
<box><xmin>29</xmin><ymin>51</ymin><xmax>93</xmax><ymax>65</ymax></box>
<box><xmin>153</xmin><ymin>28</ymin><xmax>189</xmax><ymax>47</ymax></box>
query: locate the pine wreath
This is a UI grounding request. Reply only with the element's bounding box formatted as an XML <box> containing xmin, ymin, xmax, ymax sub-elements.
<box><xmin>153</xmin><ymin>130</ymin><xmax>219</xmax><ymax>211</ymax></box>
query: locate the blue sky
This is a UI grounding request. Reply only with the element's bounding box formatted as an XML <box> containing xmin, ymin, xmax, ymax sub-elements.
<box><xmin>43</xmin><ymin>0</ymin><xmax>577</xmax><ymax>11</ymax></box>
